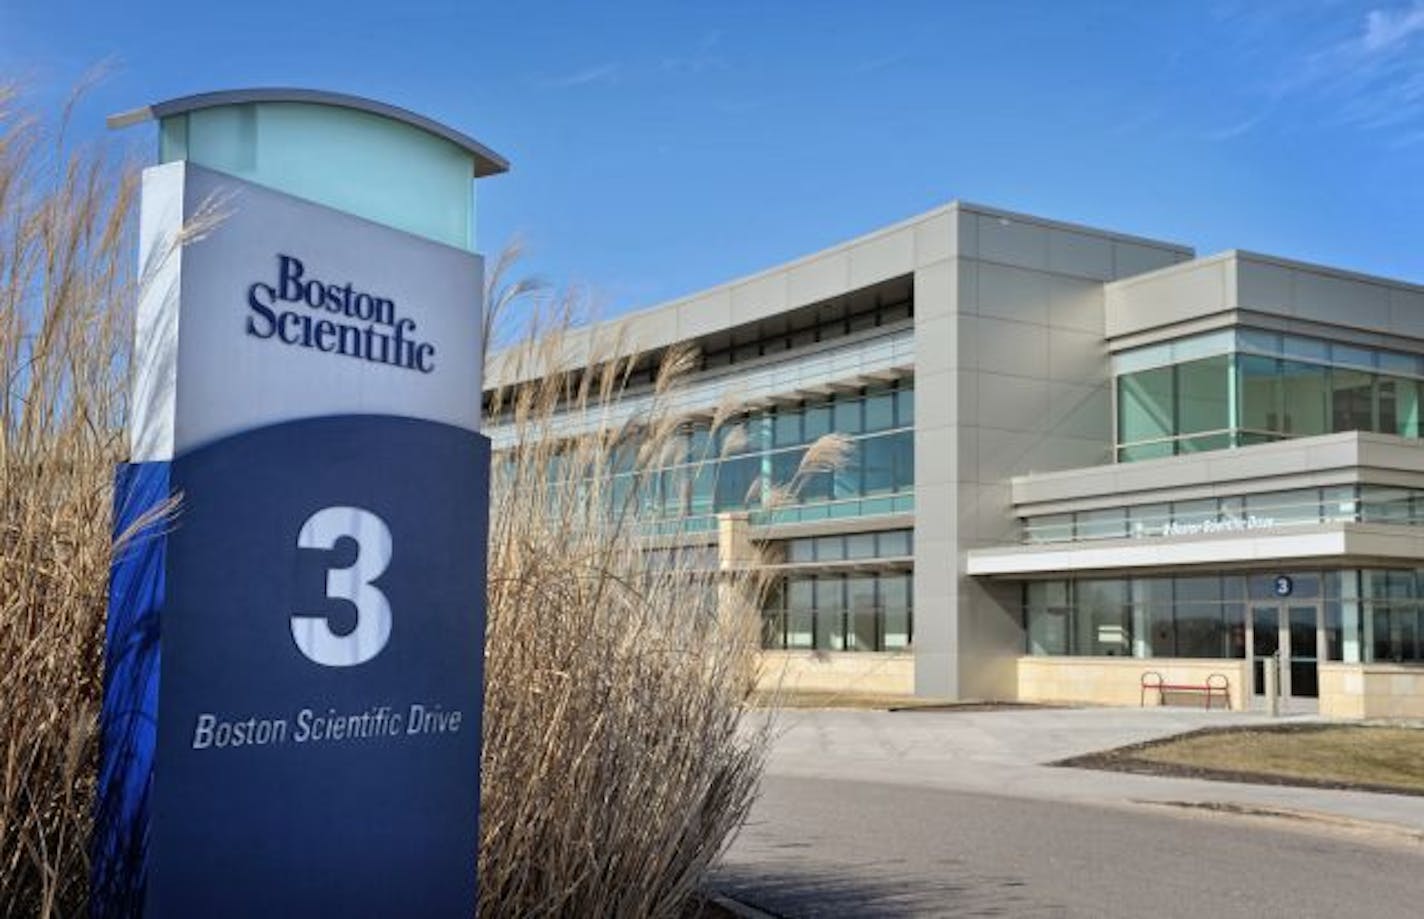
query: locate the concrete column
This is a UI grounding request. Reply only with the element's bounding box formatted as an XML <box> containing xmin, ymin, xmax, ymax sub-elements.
<box><xmin>911</xmin><ymin>256</ymin><xmax>960</xmax><ymax>698</ymax></box>
<box><xmin>716</xmin><ymin>511</ymin><xmax>764</xmax><ymax>652</ymax></box>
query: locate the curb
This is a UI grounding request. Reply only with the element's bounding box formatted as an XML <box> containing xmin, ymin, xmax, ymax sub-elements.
<box><xmin>1136</xmin><ymin>798</ymin><xmax>1424</xmax><ymax>845</ymax></box>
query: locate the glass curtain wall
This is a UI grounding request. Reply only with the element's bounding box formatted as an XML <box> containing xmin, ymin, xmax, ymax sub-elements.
<box><xmin>1026</xmin><ymin>569</ymin><xmax>1424</xmax><ymax>663</ymax></box>
<box><xmin>1116</xmin><ymin>330</ymin><xmax>1424</xmax><ymax>461</ymax></box>
<box><xmin>762</xmin><ymin>570</ymin><xmax>913</xmax><ymax>652</ymax></box>
<box><xmin>607</xmin><ymin>380</ymin><xmax>915</xmax><ymax>533</ymax></box>
<box><xmin>1027</xmin><ymin>575</ymin><xmax>1246</xmax><ymax>658</ymax></box>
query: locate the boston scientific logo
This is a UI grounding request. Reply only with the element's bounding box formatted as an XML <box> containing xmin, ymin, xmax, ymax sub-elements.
<box><xmin>245</xmin><ymin>254</ymin><xmax>436</xmax><ymax>373</ymax></box>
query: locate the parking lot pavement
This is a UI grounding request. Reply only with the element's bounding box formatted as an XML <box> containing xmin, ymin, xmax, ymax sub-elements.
<box><xmin>716</xmin><ymin>773</ymin><xmax>1424</xmax><ymax>919</ymax></box>
<box><xmin>756</xmin><ymin>706</ymin><xmax>1424</xmax><ymax>832</ymax></box>
<box><xmin>715</xmin><ymin>707</ymin><xmax>1424</xmax><ymax>918</ymax></box>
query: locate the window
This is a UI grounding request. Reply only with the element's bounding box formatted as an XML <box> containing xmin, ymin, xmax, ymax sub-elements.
<box><xmin>864</xmin><ymin>388</ymin><xmax>896</xmax><ymax>432</ymax></box>
<box><xmin>764</xmin><ymin>571</ymin><xmax>914</xmax><ymax>652</ymax></box>
<box><xmin>1173</xmin><ymin>576</ymin><xmax>1233</xmax><ymax>658</ymax></box>
<box><xmin>1117</xmin><ymin>331</ymin><xmax>1424</xmax><ymax>461</ymax></box>
<box><xmin>845</xmin><ymin>533</ymin><xmax>877</xmax><ymax>560</ymax></box>
<box><xmin>1024</xmin><ymin>574</ymin><xmax>1250</xmax><ymax>660</ymax></box>
<box><xmin>1026</xmin><ymin>581</ymin><xmax>1070</xmax><ymax>655</ymax></box>
<box><xmin>814</xmin><ymin>535</ymin><xmax>845</xmax><ymax>562</ymax></box>
<box><xmin>771</xmin><ymin>448</ymin><xmax>804</xmax><ymax>492</ymax></box>
<box><xmin>713</xmin><ymin>456</ymin><xmax>759</xmax><ymax>512</ymax></box>
<box><xmin>815</xmin><ymin>578</ymin><xmax>845</xmax><ymax>651</ymax></box>
<box><xmin>1077</xmin><ymin>580</ymin><xmax>1131</xmax><ymax>656</ymax></box>
<box><xmin>1330</xmin><ymin>367</ymin><xmax>1374</xmax><ymax>433</ymax></box>
<box><xmin>1237</xmin><ymin>354</ymin><xmax>1280</xmax><ymax>435</ymax></box>
<box><xmin>1177</xmin><ymin>355</ymin><xmax>1230</xmax><ymax>435</ymax></box>
<box><xmin>895</xmin><ymin>386</ymin><xmax>915</xmax><ymax>426</ymax></box>
<box><xmin>877</xmin><ymin>529</ymin><xmax>912</xmax><ymax>557</ymax></box>
<box><xmin>1076</xmin><ymin>508</ymin><xmax>1127</xmax><ymax>541</ymax></box>
<box><xmin>803</xmin><ymin>402</ymin><xmax>831</xmax><ymax>440</ymax></box>
<box><xmin>786</xmin><ymin>579</ymin><xmax>814</xmax><ymax>649</ymax></box>
<box><xmin>1279</xmin><ymin>360</ymin><xmax>1328</xmax><ymax>436</ymax></box>
<box><xmin>880</xmin><ymin>574</ymin><xmax>912</xmax><ymax>650</ymax></box>
<box><xmin>1128</xmin><ymin>504</ymin><xmax>1169</xmax><ymax>538</ymax></box>
<box><xmin>773</xmin><ymin>407</ymin><xmax>802</xmax><ymax>447</ymax></box>
<box><xmin>861</xmin><ymin>435</ymin><xmax>896</xmax><ymax>496</ymax></box>
<box><xmin>1361</xmin><ymin>487</ymin><xmax>1413</xmax><ymax>524</ymax></box>
<box><xmin>1022</xmin><ymin>486</ymin><xmax>1424</xmax><ymax>546</ymax></box>
<box><xmin>1246</xmin><ymin>489</ymin><xmax>1320</xmax><ymax>526</ymax></box>
<box><xmin>833</xmin><ymin>396</ymin><xmax>863</xmax><ymax>435</ymax></box>
<box><xmin>1170</xmin><ymin>499</ymin><xmax>1216</xmax><ymax>528</ymax></box>
<box><xmin>846</xmin><ymin>576</ymin><xmax>878</xmax><ymax>650</ymax></box>
<box><xmin>1118</xmin><ymin>366</ymin><xmax>1174</xmax><ymax>445</ymax></box>
<box><xmin>1026</xmin><ymin>514</ymin><xmax>1073</xmax><ymax>544</ymax></box>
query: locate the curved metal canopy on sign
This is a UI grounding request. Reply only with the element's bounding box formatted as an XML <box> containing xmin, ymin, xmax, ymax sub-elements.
<box><xmin>107</xmin><ymin>87</ymin><xmax>510</xmax><ymax>178</ymax></box>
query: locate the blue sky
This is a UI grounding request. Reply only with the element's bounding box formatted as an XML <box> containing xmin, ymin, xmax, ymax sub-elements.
<box><xmin>2</xmin><ymin>1</ymin><xmax>1422</xmax><ymax>317</ymax></box>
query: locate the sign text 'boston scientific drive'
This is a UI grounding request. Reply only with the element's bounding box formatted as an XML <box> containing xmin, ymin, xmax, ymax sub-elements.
<box><xmin>191</xmin><ymin>702</ymin><xmax>465</xmax><ymax>749</ymax></box>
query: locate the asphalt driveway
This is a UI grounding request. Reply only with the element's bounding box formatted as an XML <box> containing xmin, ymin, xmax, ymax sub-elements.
<box><xmin>715</xmin><ymin>707</ymin><xmax>1424</xmax><ymax>917</ymax></box>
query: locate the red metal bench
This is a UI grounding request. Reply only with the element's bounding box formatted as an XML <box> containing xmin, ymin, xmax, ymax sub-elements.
<box><xmin>1139</xmin><ymin>671</ymin><xmax>1229</xmax><ymax>710</ymax></box>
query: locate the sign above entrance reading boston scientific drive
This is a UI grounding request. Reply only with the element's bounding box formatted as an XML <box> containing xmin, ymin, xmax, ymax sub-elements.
<box><xmin>95</xmin><ymin>89</ymin><xmax>506</xmax><ymax>919</ymax></box>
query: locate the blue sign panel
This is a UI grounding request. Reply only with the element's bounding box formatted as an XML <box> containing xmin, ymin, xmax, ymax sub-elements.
<box><xmin>94</xmin><ymin>158</ymin><xmax>490</xmax><ymax>918</ymax></box>
<box><xmin>141</xmin><ymin>415</ymin><xmax>488</xmax><ymax>917</ymax></box>
<box><xmin>1273</xmin><ymin>575</ymin><xmax>1294</xmax><ymax>598</ymax></box>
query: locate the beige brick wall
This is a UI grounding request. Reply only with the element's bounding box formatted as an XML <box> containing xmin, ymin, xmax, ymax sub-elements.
<box><xmin>757</xmin><ymin>651</ymin><xmax>915</xmax><ymax>696</ymax></box>
<box><xmin>1017</xmin><ymin>657</ymin><xmax>1250</xmax><ymax>711</ymax></box>
<box><xmin>1319</xmin><ymin>663</ymin><xmax>1424</xmax><ymax>718</ymax></box>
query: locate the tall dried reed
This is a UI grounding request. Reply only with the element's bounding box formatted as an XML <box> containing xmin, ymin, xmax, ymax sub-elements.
<box><xmin>0</xmin><ymin>84</ymin><xmax>136</xmax><ymax>917</ymax></box>
<box><xmin>479</xmin><ymin>301</ymin><xmax>776</xmax><ymax>916</ymax></box>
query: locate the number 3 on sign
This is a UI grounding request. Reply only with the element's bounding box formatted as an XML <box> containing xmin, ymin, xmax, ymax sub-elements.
<box><xmin>292</xmin><ymin>506</ymin><xmax>393</xmax><ymax>667</ymax></box>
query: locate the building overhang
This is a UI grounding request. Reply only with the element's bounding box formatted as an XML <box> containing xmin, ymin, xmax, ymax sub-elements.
<box><xmin>1011</xmin><ymin>431</ymin><xmax>1424</xmax><ymax>516</ymax></box>
<box><xmin>966</xmin><ymin>522</ymin><xmax>1424</xmax><ymax>578</ymax></box>
<box><xmin>1103</xmin><ymin>249</ymin><xmax>1424</xmax><ymax>348</ymax></box>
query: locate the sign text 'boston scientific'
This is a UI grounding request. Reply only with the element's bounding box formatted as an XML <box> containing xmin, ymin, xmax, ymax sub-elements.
<box><xmin>245</xmin><ymin>254</ymin><xmax>437</xmax><ymax>373</ymax></box>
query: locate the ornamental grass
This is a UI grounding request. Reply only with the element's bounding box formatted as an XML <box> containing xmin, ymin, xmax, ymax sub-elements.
<box><xmin>478</xmin><ymin>287</ymin><xmax>776</xmax><ymax>916</ymax></box>
<box><xmin>0</xmin><ymin>81</ymin><xmax>137</xmax><ymax>917</ymax></box>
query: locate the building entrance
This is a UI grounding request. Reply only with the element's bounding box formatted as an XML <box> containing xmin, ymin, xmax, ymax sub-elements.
<box><xmin>1248</xmin><ymin>601</ymin><xmax>1319</xmax><ymax>698</ymax></box>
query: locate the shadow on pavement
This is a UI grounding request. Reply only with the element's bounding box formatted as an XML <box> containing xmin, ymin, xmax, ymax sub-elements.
<box><xmin>711</xmin><ymin>859</ymin><xmax>1047</xmax><ymax>918</ymax></box>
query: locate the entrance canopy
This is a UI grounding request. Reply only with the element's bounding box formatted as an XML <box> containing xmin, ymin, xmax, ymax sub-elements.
<box><xmin>967</xmin><ymin>521</ymin><xmax>1424</xmax><ymax>577</ymax></box>
<box><xmin>977</xmin><ymin>430</ymin><xmax>1424</xmax><ymax>578</ymax></box>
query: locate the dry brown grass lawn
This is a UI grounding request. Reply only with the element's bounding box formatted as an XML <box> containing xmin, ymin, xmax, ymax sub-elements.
<box><xmin>749</xmin><ymin>689</ymin><xmax>921</xmax><ymax>710</ymax></box>
<box><xmin>1067</xmin><ymin>725</ymin><xmax>1424</xmax><ymax>795</ymax></box>
<box><xmin>747</xmin><ymin>690</ymin><xmax>1058</xmax><ymax>711</ymax></box>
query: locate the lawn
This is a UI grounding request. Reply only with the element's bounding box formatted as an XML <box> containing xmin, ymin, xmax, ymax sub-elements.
<box><xmin>748</xmin><ymin>689</ymin><xmax>1056</xmax><ymax>711</ymax></box>
<box><xmin>1061</xmin><ymin>724</ymin><xmax>1424</xmax><ymax>795</ymax></box>
<box><xmin>749</xmin><ymin>689</ymin><xmax>932</xmax><ymax>710</ymax></box>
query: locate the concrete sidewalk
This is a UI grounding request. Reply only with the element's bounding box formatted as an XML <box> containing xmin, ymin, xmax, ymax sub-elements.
<box><xmin>757</xmin><ymin>706</ymin><xmax>1424</xmax><ymax>834</ymax></box>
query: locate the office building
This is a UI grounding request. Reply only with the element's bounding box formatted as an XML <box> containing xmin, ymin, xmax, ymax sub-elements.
<box><xmin>487</xmin><ymin>201</ymin><xmax>1424</xmax><ymax>717</ymax></box>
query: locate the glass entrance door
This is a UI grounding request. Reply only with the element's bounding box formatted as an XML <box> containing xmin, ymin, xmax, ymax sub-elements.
<box><xmin>1288</xmin><ymin>604</ymin><xmax>1319</xmax><ymax>698</ymax></box>
<box><xmin>1249</xmin><ymin>602</ymin><xmax>1320</xmax><ymax>698</ymax></box>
